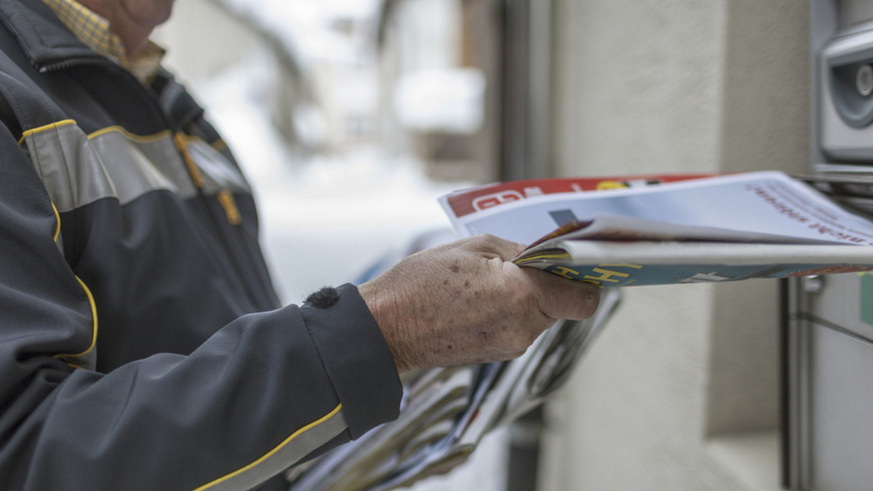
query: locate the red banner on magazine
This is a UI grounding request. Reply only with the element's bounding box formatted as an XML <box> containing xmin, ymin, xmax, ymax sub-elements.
<box><xmin>446</xmin><ymin>174</ymin><xmax>713</xmax><ymax>218</ymax></box>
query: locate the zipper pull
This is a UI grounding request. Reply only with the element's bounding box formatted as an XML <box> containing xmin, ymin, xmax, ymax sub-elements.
<box><xmin>174</xmin><ymin>132</ymin><xmax>204</xmax><ymax>189</ymax></box>
<box><xmin>175</xmin><ymin>132</ymin><xmax>240</xmax><ymax>225</ymax></box>
<box><xmin>217</xmin><ymin>190</ymin><xmax>242</xmax><ymax>226</ymax></box>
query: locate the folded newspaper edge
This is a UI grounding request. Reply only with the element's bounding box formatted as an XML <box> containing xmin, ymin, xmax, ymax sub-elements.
<box><xmin>516</xmin><ymin>243</ymin><xmax>873</xmax><ymax>288</ymax></box>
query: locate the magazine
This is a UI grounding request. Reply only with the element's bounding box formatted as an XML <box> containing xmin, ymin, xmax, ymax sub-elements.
<box><xmin>439</xmin><ymin>171</ymin><xmax>873</xmax><ymax>287</ymax></box>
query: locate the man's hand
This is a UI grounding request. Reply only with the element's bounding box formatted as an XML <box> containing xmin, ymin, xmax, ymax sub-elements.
<box><xmin>358</xmin><ymin>235</ymin><xmax>601</xmax><ymax>373</ymax></box>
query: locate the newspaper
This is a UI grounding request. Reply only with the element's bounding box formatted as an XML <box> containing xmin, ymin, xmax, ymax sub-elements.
<box><xmin>439</xmin><ymin>171</ymin><xmax>873</xmax><ymax>287</ymax></box>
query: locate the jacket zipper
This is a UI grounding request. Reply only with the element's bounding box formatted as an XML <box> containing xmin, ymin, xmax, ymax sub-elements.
<box><xmin>38</xmin><ymin>56</ymin><xmax>109</xmax><ymax>73</ymax></box>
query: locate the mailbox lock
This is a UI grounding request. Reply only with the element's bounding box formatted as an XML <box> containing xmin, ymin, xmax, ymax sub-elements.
<box><xmin>829</xmin><ymin>59</ymin><xmax>873</xmax><ymax>128</ymax></box>
<box><xmin>857</xmin><ymin>64</ymin><xmax>873</xmax><ymax>97</ymax></box>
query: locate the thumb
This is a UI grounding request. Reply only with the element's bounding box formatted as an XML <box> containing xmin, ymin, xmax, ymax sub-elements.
<box><xmin>528</xmin><ymin>268</ymin><xmax>601</xmax><ymax>320</ymax></box>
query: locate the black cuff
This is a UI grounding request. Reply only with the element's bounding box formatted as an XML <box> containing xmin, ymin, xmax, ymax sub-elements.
<box><xmin>301</xmin><ymin>283</ymin><xmax>402</xmax><ymax>439</ymax></box>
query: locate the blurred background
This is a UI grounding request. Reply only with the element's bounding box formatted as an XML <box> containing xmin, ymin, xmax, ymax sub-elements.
<box><xmin>154</xmin><ymin>1</ymin><xmax>811</xmax><ymax>490</ymax></box>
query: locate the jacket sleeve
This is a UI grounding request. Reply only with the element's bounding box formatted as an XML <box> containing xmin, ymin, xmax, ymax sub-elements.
<box><xmin>0</xmin><ymin>125</ymin><xmax>403</xmax><ymax>491</ymax></box>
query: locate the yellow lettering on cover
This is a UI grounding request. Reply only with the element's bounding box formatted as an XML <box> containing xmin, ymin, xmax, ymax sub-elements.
<box><xmin>551</xmin><ymin>266</ymin><xmax>581</xmax><ymax>279</ymax></box>
<box><xmin>599</xmin><ymin>263</ymin><xmax>644</xmax><ymax>269</ymax></box>
<box><xmin>584</xmin><ymin>268</ymin><xmax>631</xmax><ymax>283</ymax></box>
<box><xmin>596</xmin><ymin>181</ymin><xmax>627</xmax><ymax>191</ymax></box>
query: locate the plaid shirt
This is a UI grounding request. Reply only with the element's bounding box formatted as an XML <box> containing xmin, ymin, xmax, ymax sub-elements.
<box><xmin>41</xmin><ymin>0</ymin><xmax>165</xmax><ymax>83</ymax></box>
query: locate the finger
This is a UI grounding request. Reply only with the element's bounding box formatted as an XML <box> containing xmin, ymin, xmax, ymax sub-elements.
<box><xmin>465</xmin><ymin>234</ymin><xmax>527</xmax><ymax>261</ymax></box>
<box><xmin>528</xmin><ymin>268</ymin><xmax>601</xmax><ymax>320</ymax></box>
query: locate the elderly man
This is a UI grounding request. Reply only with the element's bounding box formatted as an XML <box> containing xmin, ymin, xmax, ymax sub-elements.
<box><xmin>0</xmin><ymin>0</ymin><xmax>599</xmax><ymax>489</ymax></box>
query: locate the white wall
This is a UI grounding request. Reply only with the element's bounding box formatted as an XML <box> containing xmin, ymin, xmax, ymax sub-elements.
<box><xmin>541</xmin><ymin>1</ymin><xmax>810</xmax><ymax>490</ymax></box>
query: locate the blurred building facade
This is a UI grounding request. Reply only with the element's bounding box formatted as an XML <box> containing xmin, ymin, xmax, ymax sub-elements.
<box><xmin>539</xmin><ymin>2</ymin><xmax>808</xmax><ymax>491</ymax></box>
<box><xmin>155</xmin><ymin>0</ymin><xmax>388</xmax><ymax>156</ymax></box>
<box><xmin>376</xmin><ymin>0</ymin><xmax>499</xmax><ymax>182</ymax></box>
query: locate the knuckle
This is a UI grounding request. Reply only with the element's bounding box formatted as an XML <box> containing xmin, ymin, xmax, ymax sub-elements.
<box><xmin>508</xmin><ymin>328</ymin><xmax>535</xmax><ymax>352</ymax></box>
<box><xmin>469</xmin><ymin>234</ymin><xmax>494</xmax><ymax>247</ymax></box>
<box><xmin>469</xmin><ymin>233</ymin><xmax>523</xmax><ymax>258</ymax></box>
<box><xmin>494</xmin><ymin>331</ymin><xmax>518</xmax><ymax>353</ymax></box>
<box><xmin>514</xmin><ymin>282</ymin><xmax>539</xmax><ymax>307</ymax></box>
<box><xmin>506</xmin><ymin>348</ymin><xmax>527</xmax><ymax>360</ymax></box>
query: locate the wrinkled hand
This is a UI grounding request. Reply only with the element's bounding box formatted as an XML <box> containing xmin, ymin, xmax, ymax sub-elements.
<box><xmin>358</xmin><ymin>234</ymin><xmax>601</xmax><ymax>373</ymax></box>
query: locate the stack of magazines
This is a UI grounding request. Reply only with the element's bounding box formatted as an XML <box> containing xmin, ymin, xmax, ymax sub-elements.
<box><xmin>287</xmin><ymin>289</ymin><xmax>621</xmax><ymax>491</ymax></box>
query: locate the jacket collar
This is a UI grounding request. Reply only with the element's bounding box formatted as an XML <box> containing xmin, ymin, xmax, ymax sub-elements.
<box><xmin>0</xmin><ymin>0</ymin><xmax>204</xmax><ymax>130</ymax></box>
<box><xmin>0</xmin><ymin>0</ymin><xmax>105</xmax><ymax>70</ymax></box>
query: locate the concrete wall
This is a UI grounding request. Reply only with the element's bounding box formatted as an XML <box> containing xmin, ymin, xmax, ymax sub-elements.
<box><xmin>541</xmin><ymin>1</ymin><xmax>809</xmax><ymax>490</ymax></box>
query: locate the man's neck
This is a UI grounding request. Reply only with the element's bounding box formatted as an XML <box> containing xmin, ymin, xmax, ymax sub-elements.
<box><xmin>75</xmin><ymin>0</ymin><xmax>157</xmax><ymax>56</ymax></box>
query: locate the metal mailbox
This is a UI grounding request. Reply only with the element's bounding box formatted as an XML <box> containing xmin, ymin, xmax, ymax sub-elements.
<box><xmin>785</xmin><ymin>2</ymin><xmax>873</xmax><ymax>490</ymax></box>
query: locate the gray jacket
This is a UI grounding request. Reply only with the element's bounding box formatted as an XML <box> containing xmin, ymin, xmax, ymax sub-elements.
<box><xmin>0</xmin><ymin>0</ymin><xmax>401</xmax><ymax>489</ymax></box>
